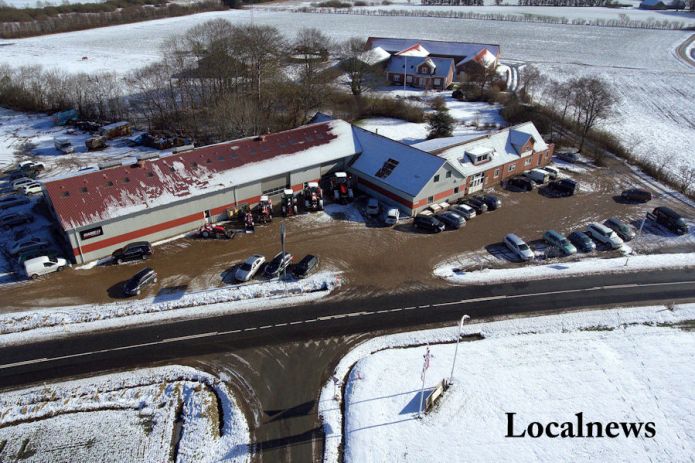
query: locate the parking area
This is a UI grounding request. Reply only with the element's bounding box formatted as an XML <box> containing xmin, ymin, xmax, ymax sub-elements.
<box><xmin>0</xmin><ymin>148</ymin><xmax>693</xmax><ymax>312</ymax></box>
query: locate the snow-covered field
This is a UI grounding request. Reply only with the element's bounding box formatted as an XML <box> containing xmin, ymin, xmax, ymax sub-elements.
<box><xmin>321</xmin><ymin>303</ymin><xmax>695</xmax><ymax>462</ymax></box>
<box><xmin>0</xmin><ymin>365</ymin><xmax>250</xmax><ymax>462</ymax></box>
<box><xmin>0</xmin><ymin>270</ymin><xmax>341</xmax><ymax>346</ymax></box>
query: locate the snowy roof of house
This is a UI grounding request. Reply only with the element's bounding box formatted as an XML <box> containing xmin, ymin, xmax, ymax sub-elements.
<box><xmin>640</xmin><ymin>0</ymin><xmax>681</xmax><ymax>5</ymax></box>
<box><xmin>44</xmin><ymin>120</ymin><xmax>360</xmax><ymax>230</ymax></box>
<box><xmin>357</xmin><ymin>46</ymin><xmax>392</xmax><ymax>65</ymax></box>
<box><xmin>394</xmin><ymin>43</ymin><xmax>430</xmax><ymax>57</ymax></box>
<box><xmin>349</xmin><ymin>126</ymin><xmax>445</xmax><ymax>197</ymax></box>
<box><xmin>367</xmin><ymin>37</ymin><xmax>500</xmax><ymax>61</ymax></box>
<box><xmin>432</xmin><ymin>122</ymin><xmax>548</xmax><ymax>177</ymax></box>
<box><xmin>386</xmin><ymin>55</ymin><xmax>454</xmax><ymax>78</ymax></box>
<box><xmin>456</xmin><ymin>48</ymin><xmax>498</xmax><ymax>69</ymax></box>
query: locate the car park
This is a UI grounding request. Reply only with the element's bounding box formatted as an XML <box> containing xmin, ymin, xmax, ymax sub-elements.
<box><xmin>23</xmin><ymin>255</ymin><xmax>68</xmax><ymax>279</ymax></box>
<box><xmin>462</xmin><ymin>197</ymin><xmax>488</xmax><ymax>214</ymax></box>
<box><xmin>604</xmin><ymin>217</ymin><xmax>636</xmax><ymax>241</ymax></box>
<box><xmin>503</xmin><ymin>233</ymin><xmax>535</xmax><ymax>262</ymax></box>
<box><xmin>19</xmin><ymin>182</ymin><xmax>42</xmax><ymax>195</ymax></box>
<box><xmin>264</xmin><ymin>252</ymin><xmax>293</xmax><ymax>278</ymax></box>
<box><xmin>8</xmin><ymin>237</ymin><xmax>50</xmax><ymax>256</ymax></box>
<box><xmin>385</xmin><ymin>208</ymin><xmax>400</xmax><ymax>226</ymax></box>
<box><xmin>437</xmin><ymin>211</ymin><xmax>466</xmax><ymax>230</ymax></box>
<box><xmin>648</xmin><ymin>207</ymin><xmax>689</xmax><ymax>235</ymax></box>
<box><xmin>12</xmin><ymin>178</ymin><xmax>35</xmax><ymax>191</ymax></box>
<box><xmin>482</xmin><ymin>194</ymin><xmax>501</xmax><ymax>211</ymax></box>
<box><xmin>366</xmin><ymin>198</ymin><xmax>380</xmax><ymax>216</ymax></box>
<box><xmin>506</xmin><ymin>176</ymin><xmax>535</xmax><ymax>191</ymax></box>
<box><xmin>0</xmin><ymin>212</ymin><xmax>33</xmax><ymax>229</ymax></box>
<box><xmin>541</xmin><ymin>166</ymin><xmax>559</xmax><ymax>180</ymax></box>
<box><xmin>413</xmin><ymin>214</ymin><xmax>445</xmax><ymax>233</ymax></box>
<box><xmin>568</xmin><ymin>231</ymin><xmax>596</xmax><ymax>253</ymax></box>
<box><xmin>556</xmin><ymin>150</ymin><xmax>579</xmax><ymax>163</ymax></box>
<box><xmin>524</xmin><ymin>168</ymin><xmax>550</xmax><ymax>185</ymax></box>
<box><xmin>543</xmin><ymin>230</ymin><xmax>577</xmax><ymax>256</ymax></box>
<box><xmin>0</xmin><ymin>195</ymin><xmax>30</xmax><ymax>210</ymax></box>
<box><xmin>549</xmin><ymin>178</ymin><xmax>578</xmax><ymax>196</ymax></box>
<box><xmin>235</xmin><ymin>254</ymin><xmax>266</xmax><ymax>282</ymax></box>
<box><xmin>587</xmin><ymin>222</ymin><xmax>624</xmax><ymax>249</ymax></box>
<box><xmin>112</xmin><ymin>241</ymin><xmax>153</xmax><ymax>264</ymax></box>
<box><xmin>450</xmin><ymin>203</ymin><xmax>476</xmax><ymax>220</ymax></box>
<box><xmin>621</xmin><ymin>188</ymin><xmax>652</xmax><ymax>203</ymax></box>
<box><xmin>123</xmin><ymin>267</ymin><xmax>157</xmax><ymax>296</ymax></box>
<box><xmin>293</xmin><ymin>254</ymin><xmax>319</xmax><ymax>279</ymax></box>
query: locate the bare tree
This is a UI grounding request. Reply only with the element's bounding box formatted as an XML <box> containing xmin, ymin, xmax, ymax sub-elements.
<box><xmin>338</xmin><ymin>37</ymin><xmax>372</xmax><ymax>96</ymax></box>
<box><xmin>572</xmin><ymin>77</ymin><xmax>618</xmax><ymax>151</ymax></box>
<box><xmin>678</xmin><ymin>162</ymin><xmax>695</xmax><ymax>195</ymax></box>
<box><xmin>293</xmin><ymin>27</ymin><xmax>332</xmax><ymax>119</ymax></box>
<box><xmin>518</xmin><ymin>64</ymin><xmax>544</xmax><ymax>102</ymax></box>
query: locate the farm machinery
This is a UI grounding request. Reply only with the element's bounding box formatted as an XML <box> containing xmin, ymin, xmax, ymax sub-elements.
<box><xmin>253</xmin><ymin>195</ymin><xmax>273</xmax><ymax>224</ymax></box>
<box><xmin>281</xmin><ymin>189</ymin><xmax>299</xmax><ymax>217</ymax></box>
<box><xmin>197</xmin><ymin>223</ymin><xmax>234</xmax><ymax>239</ymax></box>
<box><xmin>329</xmin><ymin>172</ymin><xmax>354</xmax><ymax>204</ymax></box>
<box><xmin>302</xmin><ymin>182</ymin><xmax>324</xmax><ymax>212</ymax></box>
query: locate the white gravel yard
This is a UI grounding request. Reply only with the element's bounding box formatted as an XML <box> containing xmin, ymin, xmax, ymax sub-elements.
<box><xmin>0</xmin><ymin>366</ymin><xmax>250</xmax><ymax>462</ymax></box>
<box><xmin>321</xmin><ymin>304</ymin><xmax>695</xmax><ymax>463</ymax></box>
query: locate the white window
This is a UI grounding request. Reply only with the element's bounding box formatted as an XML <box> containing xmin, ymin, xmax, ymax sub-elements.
<box><xmin>406</xmin><ymin>75</ymin><xmax>413</xmax><ymax>83</ymax></box>
<box><xmin>393</xmin><ymin>74</ymin><xmax>401</xmax><ymax>81</ymax></box>
<box><xmin>434</xmin><ymin>78</ymin><xmax>441</xmax><ymax>86</ymax></box>
<box><xmin>524</xmin><ymin>158</ymin><xmax>531</xmax><ymax>166</ymax></box>
<box><xmin>508</xmin><ymin>164</ymin><xmax>516</xmax><ymax>172</ymax></box>
<box><xmin>494</xmin><ymin>168</ymin><xmax>500</xmax><ymax>178</ymax></box>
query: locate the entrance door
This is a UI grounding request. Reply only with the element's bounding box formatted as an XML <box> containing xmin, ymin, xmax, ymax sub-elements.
<box><xmin>468</xmin><ymin>173</ymin><xmax>485</xmax><ymax>193</ymax></box>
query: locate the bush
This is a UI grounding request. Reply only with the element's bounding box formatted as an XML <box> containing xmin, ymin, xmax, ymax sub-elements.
<box><xmin>430</xmin><ymin>96</ymin><xmax>446</xmax><ymax>111</ymax></box>
<box><xmin>354</xmin><ymin>0</ymin><xmax>368</xmax><ymax>5</ymax></box>
<box><xmin>316</xmin><ymin>0</ymin><xmax>352</xmax><ymax>7</ymax></box>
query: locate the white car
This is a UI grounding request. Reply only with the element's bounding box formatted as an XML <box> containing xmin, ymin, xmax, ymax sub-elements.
<box><xmin>18</xmin><ymin>160</ymin><xmax>45</xmax><ymax>171</ymax></box>
<box><xmin>504</xmin><ymin>233</ymin><xmax>535</xmax><ymax>262</ymax></box>
<box><xmin>451</xmin><ymin>203</ymin><xmax>476</xmax><ymax>220</ymax></box>
<box><xmin>366</xmin><ymin>198</ymin><xmax>380</xmax><ymax>216</ymax></box>
<box><xmin>12</xmin><ymin>177</ymin><xmax>35</xmax><ymax>191</ymax></box>
<box><xmin>24</xmin><ymin>256</ymin><xmax>68</xmax><ymax>279</ymax></box>
<box><xmin>586</xmin><ymin>222</ymin><xmax>624</xmax><ymax>249</ymax></box>
<box><xmin>8</xmin><ymin>237</ymin><xmax>50</xmax><ymax>256</ymax></box>
<box><xmin>20</xmin><ymin>182</ymin><xmax>42</xmax><ymax>195</ymax></box>
<box><xmin>385</xmin><ymin>208</ymin><xmax>400</xmax><ymax>226</ymax></box>
<box><xmin>235</xmin><ymin>254</ymin><xmax>266</xmax><ymax>282</ymax></box>
<box><xmin>541</xmin><ymin>166</ymin><xmax>560</xmax><ymax>180</ymax></box>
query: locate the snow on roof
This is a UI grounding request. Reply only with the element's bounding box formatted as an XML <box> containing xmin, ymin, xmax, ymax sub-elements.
<box><xmin>368</xmin><ymin>37</ymin><xmax>500</xmax><ymax>61</ymax></box>
<box><xmin>386</xmin><ymin>56</ymin><xmax>454</xmax><ymax>78</ymax></box>
<box><xmin>433</xmin><ymin>122</ymin><xmax>548</xmax><ymax>177</ymax></box>
<box><xmin>457</xmin><ymin>48</ymin><xmax>498</xmax><ymax>69</ymax></box>
<box><xmin>394</xmin><ymin>43</ymin><xmax>430</xmax><ymax>57</ymax></box>
<box><xmin>349</xmin><ymin>126</ymin><xmax>445</xmax><ymax>197</ymax></box>
<box><xmin>357</xmin><ymin>46</ymin><xmax>391</xmax><ymax>65</ymax></box>
<box><xmin>44</xmin><ymin>120</ymin><xmax>360</xmax><ymax>230</ymax></box>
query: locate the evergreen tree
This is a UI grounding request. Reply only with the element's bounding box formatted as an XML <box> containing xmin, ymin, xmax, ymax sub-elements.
<box><xmin>426</xmin><ymin>107</ymin><xmax>454</xmax><ymax>139</ymax></box>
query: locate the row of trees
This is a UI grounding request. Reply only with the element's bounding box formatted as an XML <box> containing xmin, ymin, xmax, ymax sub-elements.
<box><xmin>517</xmin><ymin>0</ymin><xmax>617</xmax><ymax>6</ymax></box>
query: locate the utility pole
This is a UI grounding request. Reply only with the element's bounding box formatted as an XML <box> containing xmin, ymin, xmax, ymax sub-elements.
<box><xmin>418</xmin><ymin>345</ymin><xmax>431</xmax><ymax>418</ymax></box>
<box><xmin>403</xmin><ymin>55</ymin><xmax>407</xmax><ymax>91</ymax></box>
<box><xmin>624</xmin><ymin>217</ymin><xmax>646</xmax><ymax>267</ymax></box>
<box><xmin>448</xmin><ymin>314</ymin><xmax>470</xmax><ymax>386</ymax></box>
<box><xmin>280</xmin><ymin>222</ymin><xmax>286</xmax><ymax>280</ymax></box>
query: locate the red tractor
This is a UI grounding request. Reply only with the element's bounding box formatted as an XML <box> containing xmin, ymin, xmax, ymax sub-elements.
<box><xmin>244</xmin><ymin>211</ymin><xmax>255</xmax><ymax>233</ymax></box>
<box><xmin>330</xmin><ymin>172</ymin><xmax>354</xmax><ymax>204</ymax></box>
<box><xmin>198</xmin><ymin>223</ymin><xmax>232</xmax><ymax>239</ymax></box>
<box><xmin>303</xmin><ymin>182</ymin><xmax>324</xmax><ymax>212</ymax></box>
<box><xmin>253</xmin><ymin>195</ymin><xmax>273</xmax><ymax>224</ymax></box>
<box><xmin>281</xmin><ymin>189</ymin><xmax>298</xmax><ymax>217</ymax></box>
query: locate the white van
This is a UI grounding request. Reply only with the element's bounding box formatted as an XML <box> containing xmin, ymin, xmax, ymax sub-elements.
<box><xmin>524</xmin><ymin>168</ymin><xmax>550</xmax><ymax>184</ymax></box>
<box><xmin>586</xmin><ymin>222</ymin><xmax>624</xmax><ymax>249</ymax></box>
<box><xmin>504</xmin><ymin>233</ymin><xmax>535</xmax><ymax>262</ymax></box>
<box><xmin>385</xmin><ymin>208</ymin><xmax>400</xmax><ymax>226</ymax></box>
<box><xmin>24</xmin><ymin>256</ymin><xmax>68</xmax><ymax>279</ymax></box>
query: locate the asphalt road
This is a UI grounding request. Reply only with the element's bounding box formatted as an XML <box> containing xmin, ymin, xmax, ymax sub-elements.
<box><xmin>1</xmin><ymin>268</ymin><xmax>694</xmax><ymax>462</ymax></box>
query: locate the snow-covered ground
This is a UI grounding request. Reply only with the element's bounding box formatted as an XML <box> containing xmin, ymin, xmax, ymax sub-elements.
<box><xmin>321</xmin><ymin>303</ymin><xmax>695</xmax><ymax>462</ymax></box>
<box><xmin>0</xmin><ymin>270</ymin><xmax>341</xmax><ymax>346</ymax></box>
<box><xmin>0</xmin><ymin>365</ymin><xmax>250</xmax><ymax>462</ymax></box>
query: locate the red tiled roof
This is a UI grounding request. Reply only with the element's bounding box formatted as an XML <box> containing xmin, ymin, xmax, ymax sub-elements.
<box><xmin>44</xmin><ymin>121</ymin><xmax>348</xmax><ymax>230</ymax></box>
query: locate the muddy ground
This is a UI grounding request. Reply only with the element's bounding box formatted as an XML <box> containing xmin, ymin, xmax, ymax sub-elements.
<box><xmin>0</xmin><ymin>154</ymin><xmax>693</xmax><ymax>312</ymax></box>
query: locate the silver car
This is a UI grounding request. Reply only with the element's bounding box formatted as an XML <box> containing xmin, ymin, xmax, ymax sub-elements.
<box><xmin>235</xmin><ymin>255</ymin><xmax>266</xmax><ymax>282</ymax></box>
<box><xmin>504</xmin><ymin>233</ymin><xmax>535</xmax><ymax>262</ymax></box>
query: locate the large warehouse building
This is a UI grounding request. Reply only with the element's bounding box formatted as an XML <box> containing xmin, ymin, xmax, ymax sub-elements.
<box><xmin>44</xmin><ymin>117</ymin><xmax>553</xmax><ymax>263</ymax></box>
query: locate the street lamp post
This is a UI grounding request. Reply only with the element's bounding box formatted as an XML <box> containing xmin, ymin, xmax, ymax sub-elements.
<box><xmin>448</xmin><ymin>314</ymin><xmax>470</xmax><ymax>386</ymax></box>
<box><xmin>624</xmin><ymin>217</ymin><xmax>646</xmax><ymax>267</ymax></box>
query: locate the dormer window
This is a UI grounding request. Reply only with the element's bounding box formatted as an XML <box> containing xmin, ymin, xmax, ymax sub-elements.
<box><xmin>466</xmin><ymin>147</ymin><xmax>494</xmax><ymax>166</ymax></box>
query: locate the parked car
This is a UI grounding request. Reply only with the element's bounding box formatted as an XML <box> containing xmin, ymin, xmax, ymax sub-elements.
<box><xmin>541</xmin><ymin>166</ymin><xmax>560</xmax><ymax>180</ymax></box>
<box><xmin>8</xmin><ymin>237</ymin><xmax>50</xmax><ymax>256</ymax></box>
<box><xmin>413</xmin><ymin>214</ymin><xmax>445</xmax><ymax>233</ymax></box>
<box><xmin>24</xmin><ymin>255</ymin><xmax>68</xmax><ymax>279</ymax></box>
<box><xmin>293</xmin><ymin>254</ymin><xmax>319</xmax><ymax>279</ymax></box>
<box><xmin>504</xmin><ymin>233</ymin><xmax>535</xmax><ymax>262</ymax></box>
<box><xmin>451</xmin><ymin>203</ymin><xmax>476</xmax><ymax>220</ymax></box>
<box><xmin>366</xmin><ymin>198</ymin><xmax>380</xmax><ymax>216</ymax></box>
<box><xmin>12</xmin><ymin>177</ymin><xmax>35</xmax><ymax>191</ymax></box>
<box><xmin>235</xmin><ymin>254</ymin><xmax>266</xmax><ymax>282</ymax></box>
<box><xmin>482</xmin><ymin>194</ymin><xmax>502</xmax><ymax>211</ymax></box>
<box><xmin>621</xmin><ymin>188</ymin><xmax>652</xmax><ymax>203</ymax></box>
<box><xmin>18</xmin><ymin>160</ymin><xmax>45</xmax><ymax>172</ymax></box>
<box><xmin>19</xmin><ymin>182</ymin><xmax>42</xmax><ymax>195</ymax></box>
<box><xmin>524</xmin><ymin>168</ymin><xmax>550</xmax><ymax>185</ymax></box>
<box><xmin>556</xmin><ymin>150</ymin><xmax>580</xmax><ymax>163</ymax></box>
<box><xmin>112</xmin><ymin>241</ymin><xmax>153</xmax><ymax>264</ymax></box>
<box><xmin>543</xmin><ymin>230</ymin><xmax>577</xmax><ymax>256</ymax></box>
<box><xmin>568</xmin><ymin>231</ymin><xmax>596</xmax><ymax>253</ymax></box>
<box><xmin>506</xmin><ymin>176</ymin><xmax>535</xmax><ymax>192</ymax></box>
<box><xmin>0</xmin><ymin>195</ymin><xmax>30</xmax><ymax>210</ymax></box>
<box><xmin>649</xmin><ymin>207</ymin><xmax>689</xmax><ymax>235</ymax></box>
<box><xmin>463</xmin><ymin>197</ymin><xmax>488</xmax><ymax>214</ymax></box>
<box><xmin>123</xmin><ymin>267</ymin><xmax>157</xmax><ymax>296</ymax></box>
<box><xmin>586</xmin><ymin>222</ymin><xmax>624</xmax><ymax>249</ymax></box>
<box><xmin>264</xmin><ymin>252</ymin><xmax>293</xmax><ymax>278</ymax></box>
<box><xmin>385</xmin><ymin>208</ymin><xmax>400</xmax><ymax>226</ymax></box>
<box><xmin>549</xmin><ymin>178</ymin><xmax>578</xmax><ymax>196</ymax></box>
<box><xmin>0</xmin><ymin>212</ymin><xmax>32</xmax><ymax>229</ymax></box>
<box><xmin>437</xmin><ymin>211</ymin><xmax>466</xmax><ymax>230</ymax></box>
<box><xmin>604</xmin><ymin>217</ymin><xmax>636</xmax><ymax>241</ymax></box>
<box><xmin>17</xmin><ymin>247</ymin><xmax>61</xmax><ymax>265</ymax></box>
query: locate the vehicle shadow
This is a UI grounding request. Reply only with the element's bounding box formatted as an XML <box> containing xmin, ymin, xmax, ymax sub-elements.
<box><xmin>153</xmin><ymin>285</ymin><xmax>188</xmax><ymax>303</ymax></box>
<box><xmin>538</xmin><ymin>185</ymin><xmax>565</xmax><ymax>198</ymax></box>
<box><xmin>221</xmin><ymin>264</ymin><xmax>241</xmax><ymax>285</ymax></box>
<box><xmin>106</xmin><ymin>280</ymin><xmax>129</xmax><ymax>299</ymax></box>
<box><xmin>485</xmin><ymin>242</ymin><xmax>522</xmax><ymax>263</ymax></box>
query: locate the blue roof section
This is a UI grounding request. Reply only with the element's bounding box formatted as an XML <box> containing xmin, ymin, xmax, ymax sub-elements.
<box><xmin>309</xmin><ymin>112</ymin><xmax>335</xmax><ymax>124</ymax></box>
<box><xmin>368</xmin><ymin>37</ymin><xmax>500</xmax><ymax>60</ymax></box>
<box><xmin>386</xmin><ymin>56</ymin><xmax>454</xmax><ymax>78</ymax></box>
<box><xmin>350</xmin><ymin>125</ymin><xmax>445</xmax><ymax>197</ymax></box>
